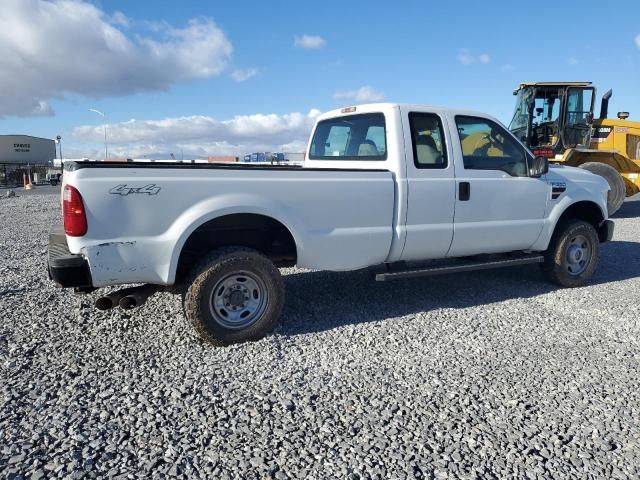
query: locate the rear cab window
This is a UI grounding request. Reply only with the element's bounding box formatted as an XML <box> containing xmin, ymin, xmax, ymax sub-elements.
<box><xmin>309</xmin><ymin>113</ymin><xmax>387</xmax><ymax>160</ymax></box>
<box><xmin>408</xmin><ymin>112</ymin><xmax>448</xmax><ymax>169</ymax></box>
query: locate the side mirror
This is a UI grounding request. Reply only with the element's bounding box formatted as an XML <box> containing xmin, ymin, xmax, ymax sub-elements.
<box><xmin>530</xmin><ymin>155</ymin><xmax>549</xmax><ymax>177</ymax></box>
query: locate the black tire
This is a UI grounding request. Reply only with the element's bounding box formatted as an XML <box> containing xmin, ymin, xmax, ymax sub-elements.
<box><xmin>542</xmin><ymin>220</ymin><xmax>599</xmax><ymax>287</ymax></box>
<box><xmin>579</xmin><ymin>162</ymin><xmax>625</xmax><ymax>215</ymax></box>
<box><xmin>183</xmin><ymin>247</ymin><xmax>284</xmax><ymax>346</ymax></box>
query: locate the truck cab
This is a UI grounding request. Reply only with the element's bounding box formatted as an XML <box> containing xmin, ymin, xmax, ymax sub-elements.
<box><xmin>509</xmin><ymin>82</ymin><xmax>595</xmax><ymax>156</ymax></box>
<box><xmin>306</xmin><ymin>103</ymin><xmax>608</xmax><ymax>260</ymax></box>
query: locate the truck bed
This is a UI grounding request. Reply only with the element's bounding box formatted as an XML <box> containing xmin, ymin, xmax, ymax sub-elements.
<box><xmin>62</xmin><ymin>161</ymin><xmax>397</xmax><ymax>287</ymax></box>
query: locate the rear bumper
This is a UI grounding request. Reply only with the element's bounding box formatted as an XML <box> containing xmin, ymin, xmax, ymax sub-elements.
<box><xmin>48</xmin><ymin>231</ymin><xmax>93</xmax><ymax>288</ymax></box>
<box><xmin>598</xmin><ymin>220</ymin><xmax>614</xmax><ymax>243</ymax></box>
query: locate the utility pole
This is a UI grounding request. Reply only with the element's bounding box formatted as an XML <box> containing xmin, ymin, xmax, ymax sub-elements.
<box><xmin>56</xmin><ymin>135</ymin><xmax>62</xmax><ymax>160</ymax></box>
<box><xmin>89</xmin><ymin>109</ymin><xmax>109</xmax><ymax>160</ymax></box>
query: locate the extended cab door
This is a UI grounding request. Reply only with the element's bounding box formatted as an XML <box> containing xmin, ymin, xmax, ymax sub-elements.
<box><xmin>399</xmin><ymin>108</ymin><xmax>456</xmax><ymax>261</ymax></box>
<box><xmin>447</xmin><ymin>114</ymin><xmax>549</xmax><ymax>257</ymax></box>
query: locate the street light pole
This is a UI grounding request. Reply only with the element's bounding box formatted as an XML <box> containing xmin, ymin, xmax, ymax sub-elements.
<box><xmin>56</xmin><ymin>135</ymin><xmax>62</xmax><ymax>162</ymax></box>
<box><xmin>89</xmin><ymin>109</ymin><xmax>108</xmax><ymax>160</ymax></box>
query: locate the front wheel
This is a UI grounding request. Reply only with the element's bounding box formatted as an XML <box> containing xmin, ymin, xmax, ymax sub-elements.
<box><xmin>542</xmin><ymin>220</ymin><xmax>599</xmax><ymax>287</ymax></box>
<box><xmin>183</xmin><ymin>247</ymin><xmax>285</xmax><ymax>345</ymax></box>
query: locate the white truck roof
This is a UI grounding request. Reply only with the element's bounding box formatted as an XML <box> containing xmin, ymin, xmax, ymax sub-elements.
<box><xmin>316</xmin><ymin>103</ymin><xmax>504</xmax><ymax>128</ymax></box>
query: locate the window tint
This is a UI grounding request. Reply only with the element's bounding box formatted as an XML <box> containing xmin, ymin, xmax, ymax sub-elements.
<box><xmin>456</xmin><ymin>116</ymin><xmax>529</xmax><ymax>177</ymax></box>
<box><xmin>309</xmin><ymin>113</ymin><xmax>387</xmax><ymax>160</ymax></box>
<box><xmin>409</xmin><ymin>112</ymin><xmax>447</xmax><ymax>168</ymax></box>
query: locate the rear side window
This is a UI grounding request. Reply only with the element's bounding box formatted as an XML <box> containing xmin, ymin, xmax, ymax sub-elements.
<box><xmin>409</xmin><ymin>112</ymin><xmax>448</xmax><ymax>169</ymax></box>
<box><xmin>455</xmin><ymin>116</ymin><xmax>529</xmax><ymax>177</ymax></box>
<box><xmin>309</xmin><ymin>113</ymin><xmax>387</xmax><ymax>160</ymax></box>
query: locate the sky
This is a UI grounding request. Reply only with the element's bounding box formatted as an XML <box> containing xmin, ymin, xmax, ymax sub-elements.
<box><xmin>1</xmin><ymin>0</ymin><xmax>640</xmax><ymax>159</ymax></box>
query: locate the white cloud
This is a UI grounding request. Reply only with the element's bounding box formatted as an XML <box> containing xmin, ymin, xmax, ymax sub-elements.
<box><xmin>457</xmin><ymin>48</ymin><xmax>474</xmax><ymax>65</ymax></box>
<box><xmin>567</xmin><ymin>57</ymin><xmax>579</xmax><ymax>66</ymax></box>
<box><xmin>31</xmin><ymin>101</ymin><xmax>55</xmax><ymax>116</ymax></box>
<box><xmin>72</xmin><ymin>109</ymin><xmax>322</xmax><ymax>158</ymax></box>
<box><xmin>0</xmin><ymin>0</ymin><xmax>233</xmax><ymax>117</ymax></box>
<box><xmin>635</xmin><ymin>33</ymin><xmax>640</xmax><ymax>48</ymax></box>
<box><xmin>110</xmin><ymin>10</ymin><xmax>129</xmax><ymax>27</ymax></box>
<box><xmin>294</xmin><ymin>34</ymin><xmax>326</xmax><ymax>49</ymax></box>
<box><xmin>333</xmin><ymin>86</ymin><xmax>385</xmax><ymax>103</ymax></box>
<box><xmin>456</xmin><ymin>48</ymin><xmax>490</xmax><ymax>65</ymax></box>
<box><xmin>231</xmin><ymin>68</ymin><xmax>259</xmax><ymax>82</ymax></box>
<box><xmin>499</xmin><ymin>64</ymin><xmax>515</xmax><ymax>73</ymax></box>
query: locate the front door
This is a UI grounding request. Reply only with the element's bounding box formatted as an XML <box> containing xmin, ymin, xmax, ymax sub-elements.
<box><xmin>447</xmin><ymin>115</ymin><xmax>549</xmax><ymax>257</ymax></box>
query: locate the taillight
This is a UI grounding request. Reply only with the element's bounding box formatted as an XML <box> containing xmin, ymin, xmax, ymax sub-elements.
<box><xmin>63</xmin><ymin>185</ymin><xmax>87</xmax><ymax>236</ymax></box>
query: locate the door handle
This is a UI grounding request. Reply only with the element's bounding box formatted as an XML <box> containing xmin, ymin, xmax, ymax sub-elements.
<box><xmin>459</xmin><ymin>182</ymin><xmax>470</xmax><ymax>201</ymax></box>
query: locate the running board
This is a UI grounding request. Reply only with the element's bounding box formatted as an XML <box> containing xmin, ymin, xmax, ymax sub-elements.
<box><xmin>375</xmin><ymin>254</ymin><xmax>544</xmax><ymax>282</ymax></box>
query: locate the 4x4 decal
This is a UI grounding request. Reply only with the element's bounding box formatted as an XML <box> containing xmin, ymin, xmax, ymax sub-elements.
<box><xmin>109</xmin><ymin>184</ymin><xmax>161</xmax><ymax>196</ymax></box>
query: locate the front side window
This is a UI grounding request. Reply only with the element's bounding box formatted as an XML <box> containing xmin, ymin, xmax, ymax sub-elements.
<box><xmin>456</xmin><ymin>116</ymin><xmax>529</xmax><ymax>177</ymax></box>
<box><xmin>409</xmin><ymin>112</ymin><xmax>447</xmax><ymax>168</ymax></box>
<box><xmin>309</xmin><ymin>113</ymin><xmax>387</xmax><ymax>160</ymax></box>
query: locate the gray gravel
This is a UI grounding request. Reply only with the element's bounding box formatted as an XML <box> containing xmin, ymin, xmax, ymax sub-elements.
<box><xmin>1</xmin><ymin>189</ymin><xmax>640</xmax><ymax>479</ymax></box>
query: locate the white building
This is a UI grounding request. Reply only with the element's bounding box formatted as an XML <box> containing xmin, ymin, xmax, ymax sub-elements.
<box><xmin>0</xmin><ymin>135</ymin><xmax>56</xmax><ymax>164</ymax></box>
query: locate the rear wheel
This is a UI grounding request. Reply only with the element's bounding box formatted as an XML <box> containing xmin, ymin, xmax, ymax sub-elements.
<box><xmin>183</xmin><ymin>247</ymin><xmax>285</xmax><ymax>345</ymax></box>
<box><xmin>579</xmin><ymin>162</ymin><xmax>625</xmax><ymax>215</ymax></box>
<box><xmin>543</xmin><ymin>220</ymin><xmax>599</xmax><ymax>287</ymax></box>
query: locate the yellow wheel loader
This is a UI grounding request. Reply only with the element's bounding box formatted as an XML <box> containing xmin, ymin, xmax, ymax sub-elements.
<box><xmin>508</xmin><ymin>82</ymin><xmax>640</xmax><ymax>215</ymax></box>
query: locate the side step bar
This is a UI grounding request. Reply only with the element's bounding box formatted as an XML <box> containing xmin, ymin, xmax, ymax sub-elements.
<box><xmin>375</xmin><ymin>254</ymin><xmax>544</xmax><ymax>282</ymax></box>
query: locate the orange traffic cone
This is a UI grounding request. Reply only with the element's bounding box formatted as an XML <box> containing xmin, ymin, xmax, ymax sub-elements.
<box><xmin>24</xmin><ymin>173</ymin><xmax>33</xmax><ymax>190</ymax></box>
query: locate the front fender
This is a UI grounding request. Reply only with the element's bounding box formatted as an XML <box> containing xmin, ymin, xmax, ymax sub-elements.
<box><xmin>530</xmin><ymin>194</ymin><xmax>608</xmax><ymax>252</ymax></box>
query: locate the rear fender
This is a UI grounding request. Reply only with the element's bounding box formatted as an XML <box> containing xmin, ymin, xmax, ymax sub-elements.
<box><xmin>164</xmin><ymin>193</ymin><xmax>304</xmax><ymax>284</ymax></box>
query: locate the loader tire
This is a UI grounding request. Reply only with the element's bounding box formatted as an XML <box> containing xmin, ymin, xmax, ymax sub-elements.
<box><xmin>183</xmin><ymin>247</ymin><xmax>285</xmax><ymax>346</ymax></box>
<box><xmin>543</xmin><ymin>219</ymin><xmax>599</xmax><ymax>288</ymax></box>
<box><xmin>579</xmin><ymin>162</ymin><xmax>625</xmax><ymax>215</ymax></box>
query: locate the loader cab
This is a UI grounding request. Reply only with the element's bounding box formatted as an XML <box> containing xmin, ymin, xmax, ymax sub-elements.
<box><xmin>509</xmin><ymin>82</ymin><xmax>595</xmax><ymax>158</ymax></box>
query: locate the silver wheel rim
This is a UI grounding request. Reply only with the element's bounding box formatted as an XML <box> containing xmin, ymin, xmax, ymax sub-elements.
<box><xmin>209</xmin><ymin>271</ymin><xmax>268</xmax><ymax>329</ymax></box>
<box><xmin>565</xmin><ymin>234</ymin><xmax>591</xmax><ymax>276</ymax></box>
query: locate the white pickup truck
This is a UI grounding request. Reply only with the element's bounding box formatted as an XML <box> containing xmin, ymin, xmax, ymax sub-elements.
<box><xmin>48</xmin><ymin>103</ymin><xmax>614</xmax><ymax>345</ymax></box>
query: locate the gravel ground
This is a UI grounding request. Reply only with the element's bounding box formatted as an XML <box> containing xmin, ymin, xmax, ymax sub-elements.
<box><xmin>1</xmin><ymin>189</ymin><xmax>639</xmax><ymax>479</ymax></box>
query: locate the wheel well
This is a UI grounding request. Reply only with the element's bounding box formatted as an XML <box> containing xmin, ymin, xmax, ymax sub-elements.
<box><xmin>176</xmin><ymin>214</ymin><xmax>297</xmax><ymax>283</ymax></box>
<box><xmin>557</xmin><ymin>201</ymin><xmax>604</xmax><ymax>230</ymax></box>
